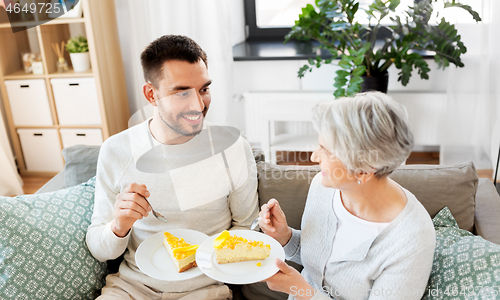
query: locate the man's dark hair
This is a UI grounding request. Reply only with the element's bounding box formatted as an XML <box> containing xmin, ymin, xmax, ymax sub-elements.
<box><xmin>140</xmin><ymin>35</ymin><xmax>208</xmax><ymax>88</ymax></box>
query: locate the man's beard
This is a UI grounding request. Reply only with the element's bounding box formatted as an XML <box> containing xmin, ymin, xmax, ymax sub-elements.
<box><xmin>160</xmin><ymin>106</ymin><xmax>209</xmax><ymax>137</ymax></box>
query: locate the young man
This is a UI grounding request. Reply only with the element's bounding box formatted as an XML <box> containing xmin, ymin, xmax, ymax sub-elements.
<box><xmin>86</xmin><ymin>35</ymin><xmax>258</xmax><ymax>299</ymax></box>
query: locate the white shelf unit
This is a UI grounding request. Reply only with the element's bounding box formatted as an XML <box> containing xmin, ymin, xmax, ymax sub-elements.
<box><xmin>243</xmin><ymin>92</ymin><xmax>333</xmax><ymax>163</ymax></box>
<box><xmin>0</xmin><ymin>0</ymin><xmax>130</xmax><ymax>176</ymax></box>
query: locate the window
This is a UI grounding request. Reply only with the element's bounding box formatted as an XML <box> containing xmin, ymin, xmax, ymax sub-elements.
<box><xmin>255</xmin><ymin>0</ymin><xmax>314</xmax><ymax>28</ymax></box>
<box><xmin>244</xmin><ymin>0</ymin><xmax>292</xmax><ymax>39</ymax></box>
<box><xmin>245</xmin><ymin>0</ymin><xmax>483</xmax><ymax>40</ymax></box>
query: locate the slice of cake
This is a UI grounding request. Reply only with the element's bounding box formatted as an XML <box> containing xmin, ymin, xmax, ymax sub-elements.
<box><xmin>213</xmin><ymin>230</ymin><xmax>271</xmax><ymax>264</ymax></box>
<box><xmin>163</xmin><ymin>232</ymin><xmax>199</xmax><ymax>273</ymax></box>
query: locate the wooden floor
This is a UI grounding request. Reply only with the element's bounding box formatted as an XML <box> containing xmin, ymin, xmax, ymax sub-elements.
<box><xmin>21</xmin><ymin>176</ymin><xmax>53</xmax><ymax>195</ymax></box>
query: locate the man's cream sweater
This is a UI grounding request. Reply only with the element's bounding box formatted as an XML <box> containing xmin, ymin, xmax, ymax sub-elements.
<box><xmin>86</xmin><ymin>120</ymin><xmax>258</xmax><ymax>293</ymax></box>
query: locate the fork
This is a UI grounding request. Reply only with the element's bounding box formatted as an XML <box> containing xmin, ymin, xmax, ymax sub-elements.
<box><xmin>142</xmin><ymin>195</ymin><xmax>168</xmax><ymax>222</ymax></box>
<box><xmin>250</xmin><ymin>207</ymin><xmax>270</xmax><ymax>230</ymax></box>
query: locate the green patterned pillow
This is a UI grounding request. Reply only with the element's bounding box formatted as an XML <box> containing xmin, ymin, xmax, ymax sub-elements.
<box><xmin>422</xmin><ymin>207</ymin><xmax>500</xmax><ymax>300</ymax></box>
<box><xmin>0</xmin><ymin>177</ymin><xmax>107</xmax><ymax>300</ymax></box>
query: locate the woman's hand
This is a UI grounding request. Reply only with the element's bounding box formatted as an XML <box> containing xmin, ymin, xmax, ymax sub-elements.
<box><xmin>265</xmin><ymin>259</ymin><xmax>315</xmax><ymax>300</ymax></box>
<box><xmin>259</xmin><ymin>199</ymin><xmax>292</xmax><ymax>246</ymax></box>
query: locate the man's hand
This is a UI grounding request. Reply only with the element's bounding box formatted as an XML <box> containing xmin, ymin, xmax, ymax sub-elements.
<box><xmin>111</xmin><ymin>183</ymin><xmax>152</xmax><ymax>237</ymax></box>
<box><xmin>259</xmin><ymin>199</ymin><xmax>292</xmax><ymax>246</ymax></box>
<box><xmin>265</xmin><ymin>259</ymin><xmax>315</xmax><ymax>300</ymax></box>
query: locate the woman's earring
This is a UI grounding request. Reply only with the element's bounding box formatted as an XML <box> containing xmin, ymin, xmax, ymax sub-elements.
<box><xmin>357</xmin><ymin>180</ymin><xmax>362</xmax><ymax>185</ymax></box>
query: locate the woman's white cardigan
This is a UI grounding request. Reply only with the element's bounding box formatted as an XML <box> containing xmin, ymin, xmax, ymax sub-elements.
<box><xmin>284</xmin><ymin>173</ymin><xmax>436</xmax><ymax>300</ymax></box>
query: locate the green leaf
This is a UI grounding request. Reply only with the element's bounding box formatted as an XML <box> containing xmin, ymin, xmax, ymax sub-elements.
<box><xmin>338</xmin><ymin>60</ymin><xmax>352</xmax><ymax>69</ymax></box>
<box><xmin>352</xmin><ymin>2</ymin><xmax>359</xmax><ymax>15</ymax></box>
<box><xmin>334</xmin><ymin>88</ymin><xmax>346</xmax><ymax>99</ymax></box>
<box><xmin>352</xmin><ymin>65</ymin><xmax>366</xmax><ymax>76</ymax></box>
<box><xmin>341</xmin><ymin>54</ymin><xmax>353</xmax><ymax>63</ymax></box>
<box><xmin>346</xmin><ymin>83</ymin><xmax>361</xmax><ymax>96</ymax></box>
<box><xmin>66</xmin><ymin>35</ymin><xmax>89</xmax><ymax>53</ymax></box>
<box><xmin>298</xmin><ymin>64</ymin><xmax>310</xmax><ymax>78</ymax></box>
<box><xmin>444</xmin><ymin>2</ymin><xmax>481</xmax><ymax>22</ymax></box>
<box><xmin>301</xmin><ymin>4</ymin><xmax>316</xmax><ymax>17</ymax></box>
<box><xmin>353</xmin><ymin>56</ymin><xmax>364</xmax><ymax>66</ymax></box>
<box><xmin>350</xmin><ymin>75</ymin><xmax>364</xmax><ymax>85</ymax></box>
<box><xmin>330</xmin><ymin>21</ymin><xmax>349</xmax><ymax>31</ymax></box>
<box><xmin>357</xmin><ymin>42</ymin><xmax>371</xmax><ymax>56</ymax></box>
<box><xmin>334</xmin><ymin>78</ymin><xmax>348</xmax><ymax>88</ymax></box>
<box><xmin>398</xmin><ymin>63</ymin><xmax>413</xmax><ymax>86</ymax></box>
<box><xmin>389</xmin><ymin>0</ymin><xmax>400</xmax><ymax>12</ymax></box>
<box><xmin>336</xmin><ymin>69</ymin><xmax>350</xmax><ymax>77</ymax></box>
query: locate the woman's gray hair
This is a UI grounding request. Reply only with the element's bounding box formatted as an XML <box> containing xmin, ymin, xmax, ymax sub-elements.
<box><xmin>312</xmin><ymin>92</ymin><xmax>414</xmax><ymax>178</ymax></box>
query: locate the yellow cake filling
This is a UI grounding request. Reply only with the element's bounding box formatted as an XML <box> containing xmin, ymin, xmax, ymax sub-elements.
<box><xmin>164</xmin><ymin>232</ymin><xmax>199</xmax><ymax>260</ymax></box>
<box><xmin>213</xmin><ymin>230</ymin><xmax>270</xmax><ymax>251</ymax></box>
<box><xmin>213</xmin><ymin>230</ymin><xmax>271</xmax><ymax>264</ymax></box>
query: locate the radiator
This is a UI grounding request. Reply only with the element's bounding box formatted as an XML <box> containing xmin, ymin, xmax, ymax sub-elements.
<box><xmin>243</xmin><ymin>92</ymin><xmax>446</xmax><ymax>154</ymax></box>
<box><xmin>388</xmin><ymin>92</ymin><xmax>446</xmax><ymax>151</ymax></box>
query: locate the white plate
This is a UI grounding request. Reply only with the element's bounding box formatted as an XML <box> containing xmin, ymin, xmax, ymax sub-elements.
<box><xmin>196</xmin><ymin>230</ymin><xmax>285</xmax><ymax>284</ymax></box>
<box><xmin>135</xmin><ymin>229</ymin><xmax>208</xmax><ymax>281</ymax></box>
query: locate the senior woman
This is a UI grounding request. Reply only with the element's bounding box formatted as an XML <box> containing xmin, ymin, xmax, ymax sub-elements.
<box><xmin>259</xmin><ymin>92</ymin><xmax>436</xmax><ymax>300</ymax></box>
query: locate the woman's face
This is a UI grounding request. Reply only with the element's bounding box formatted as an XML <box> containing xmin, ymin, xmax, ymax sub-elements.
<box><xmin>311</xmin><ymin>137</ymin><xmax>356</xmax><ymax>189</ymax></box>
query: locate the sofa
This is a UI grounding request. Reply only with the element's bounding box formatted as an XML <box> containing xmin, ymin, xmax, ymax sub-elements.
<box><xmin>2</xmin><ymin>144</ymin><xmax>500</xmax><ymax>300</ymax></box>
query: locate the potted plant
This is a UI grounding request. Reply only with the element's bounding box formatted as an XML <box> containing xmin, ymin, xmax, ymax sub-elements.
<box><xmin>286</xmin><ymin>0</ymin><xmax>481</xmax><ymax>98</ymax></box>
<box><xmin>66</xmin><ymin>35</ymin><xmax>90</xmax><ymax>72</ymax></box>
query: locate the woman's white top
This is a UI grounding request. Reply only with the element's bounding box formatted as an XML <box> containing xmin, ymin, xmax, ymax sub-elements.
<box><xmin>328</xmin><ymin>190</ymin><xmax>390</xmax><ymax>263</ymax></box>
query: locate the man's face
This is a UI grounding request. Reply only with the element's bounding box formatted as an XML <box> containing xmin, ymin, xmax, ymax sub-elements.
<box><xmin>153</xmin><ymin>59</ymin><xmax>211</xmax><ymax>137</ymax></box>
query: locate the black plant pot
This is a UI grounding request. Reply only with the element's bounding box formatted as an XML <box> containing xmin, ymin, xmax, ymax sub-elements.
<box><xmin>360</xmin><ymin>72</ymin><xmax>389</xmax><ymax>93</ymax></box>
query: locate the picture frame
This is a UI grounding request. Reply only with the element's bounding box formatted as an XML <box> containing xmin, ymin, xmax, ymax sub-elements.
<box><xmin>48</xmin><ymin>0</ymin><xmax>82</xmax><ymax>19</ymax></box>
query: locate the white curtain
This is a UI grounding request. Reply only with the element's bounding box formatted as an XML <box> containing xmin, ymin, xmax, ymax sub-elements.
<box><xmin>0</xmin><ymin>0</ymin><xmax>23</xmax><ymax>196</ymax></box>
<box><xmin>0</xmin><ymin>102</ymin><xmax>23</xmax><ymax>196</ymax></box>
<box><xmin>113</xmin><ymin>0</ymin><xmax>245</xmax><ymax>128</ymax></box>
<box><xmin>440</xmin><ymin>0</ymin><xmax>500</xmax><ymax>177</ymax></box>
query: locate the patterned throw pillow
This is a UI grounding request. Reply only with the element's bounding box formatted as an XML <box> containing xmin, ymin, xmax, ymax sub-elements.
<box><xmin>422</xmin><ymin>207</ymin><xmax>500</xmax><ymax>300</ymax></box>
<box><xmin>0</xmin><ymin>177</ymin><xmax>107</xmax><ymax>300</ymax></box>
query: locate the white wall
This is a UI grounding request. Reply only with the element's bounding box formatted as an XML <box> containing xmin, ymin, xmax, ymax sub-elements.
<box><xmin>234</xmin><ymin>59</ymin><xmax>449</xmax><ymax>94</ymax></box>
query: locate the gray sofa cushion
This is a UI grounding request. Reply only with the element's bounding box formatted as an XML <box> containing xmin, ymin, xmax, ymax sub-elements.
<box><xmin>255</xmin><ymin>161</ymin><xmax>478</xmax><ymax>232</ymax></box>
<box><xmin>474</xmin><ymin>179</ymin><xmax>500</xmax><ymax>244</ymax></box>
<box><xmin>256</xmin><ymin>162</ymin><xmax>320</xmax><ymax>230</ymax></box>
<box><xmin>62</xmin><ymin>145</ymin><xmax>101</xmax><ymax>188</ymax></box>
<box><xmin>389</xmin><ymin>162</ymin><xmax>478</xmax><ymax>232</ymax></box>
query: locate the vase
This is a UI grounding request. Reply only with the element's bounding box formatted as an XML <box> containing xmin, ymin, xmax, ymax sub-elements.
<box><xmin>70</xmin><ymin>52</ymin><xmax>91</xmax><ymax>72</ymax></box>
<box><xmin>360</xmin><ymin>71</ymin><xmax>389</xmax><ymax>93</ymax></box>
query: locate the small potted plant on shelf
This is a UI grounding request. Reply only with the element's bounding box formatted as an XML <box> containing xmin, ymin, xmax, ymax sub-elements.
<box><xmin>286</xmin><ymin>0</ymin><xmax>481</xmax><ymax>98</ymax></box>
<box><xmin>66</xmin><ymin>35</ymin><xmax>90</xmax><ymax>72</ymax></box>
